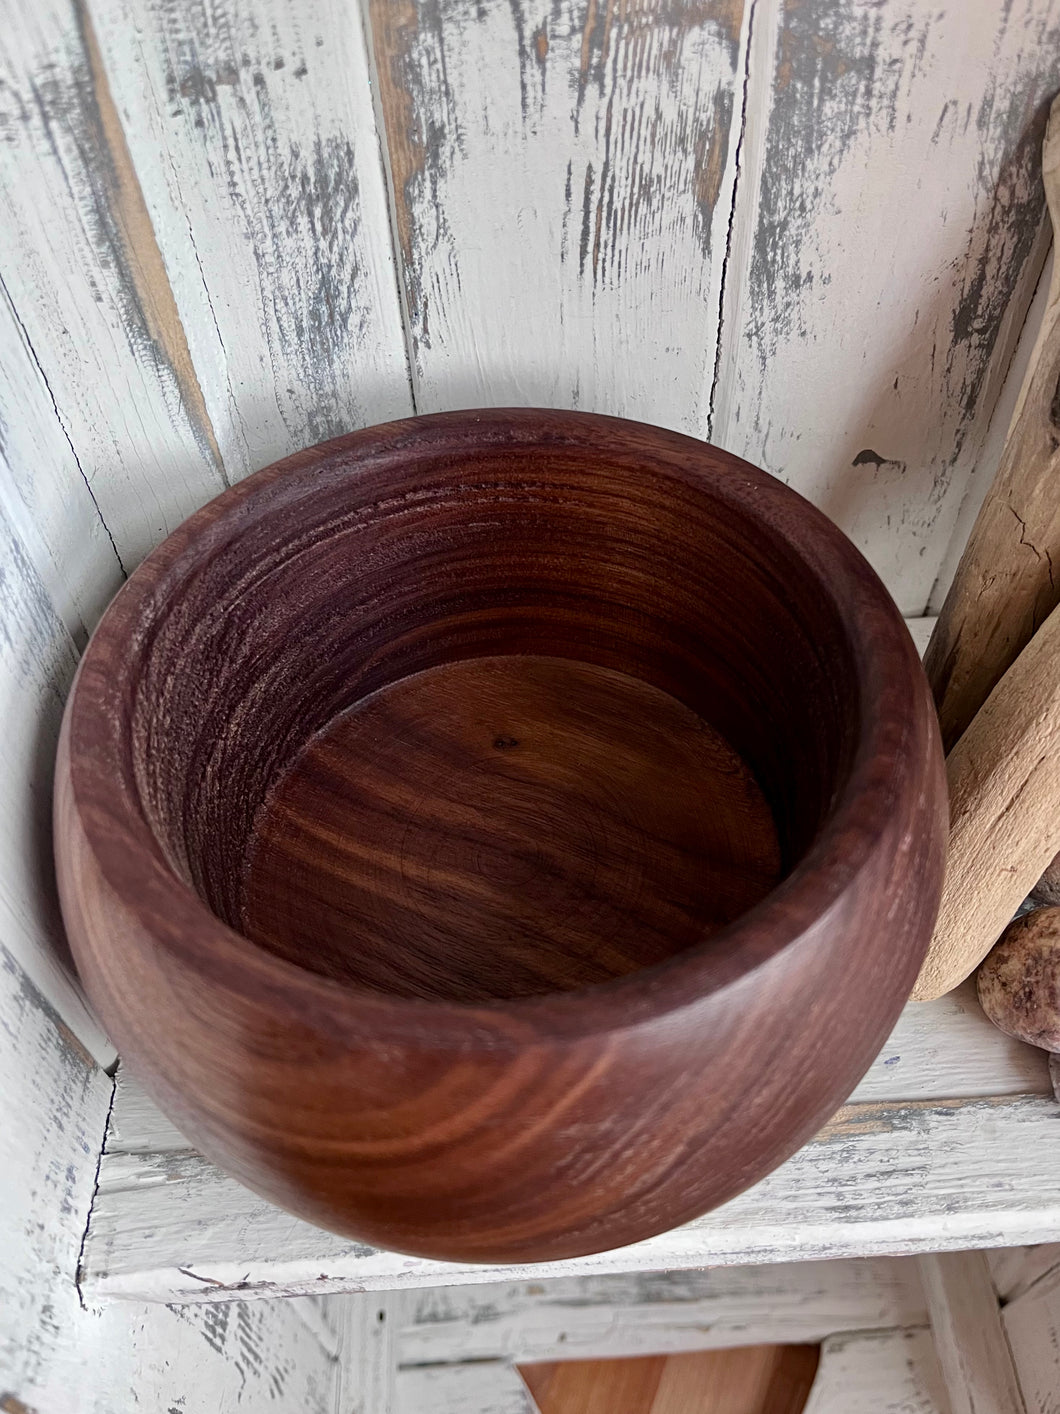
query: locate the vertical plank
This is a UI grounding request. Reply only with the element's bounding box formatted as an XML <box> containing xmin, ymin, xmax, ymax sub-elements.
<box><xmin>919</xmin><ymin>1251</ymin><xmax>1026</xmax><ymax>1414</ymax></box>
<box><xmin>332</xmin><ymin>1292</ymin><xmax>399</xmax><ymax>1414</ymax></box>
<box><xmin>89</xmin><ymin>0</ymin><xmax>414</xmax><ymax>478</ymax></box>
<box><xmin>368</xmin><ymin>0</ymin><xmax>748</xmax><ymax>432</ymax></box>
<box><xmin>0</xmin><ymin>0</ymin><xmax>228</xmax><ymax>570</ymax></box>
<box><xmin>713</xmin><ymin>0</ymin><xmax>1060</xmax><ymax>613</ymax></box>
<box><xmin>0</xmin><ymin>501</ymin><xmax>113</xmax><ymax>1061</ymax></box>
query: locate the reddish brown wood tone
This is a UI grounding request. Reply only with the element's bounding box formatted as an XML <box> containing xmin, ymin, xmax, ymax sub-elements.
<box><xmin>243</xmin><ymin>656</ymin><xmax>781</xmax><ymax>1002</ymax></box>
<box><xmin>54</xmin><ymin>409</ymin><xmax>946</xmax><ymax>1263</ymax></box>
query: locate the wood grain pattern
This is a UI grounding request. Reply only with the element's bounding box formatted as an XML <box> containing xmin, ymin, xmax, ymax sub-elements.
<box><xmin>83</xmin><ymin>1093</ymin><xmax>1060</xmax><ymax>1304</ymax></box>
<box><xmin>0</xmin><ymin>0</ymin><xmax>227</xmax><ymax>570</ymax></box>
<box><xmin>57</xmin><ymin>409</ymin><xmax>944</xmax><ymax>1264</ymax></box>
<box><xmin>243</xmin><ymin>656</ymin><xmax>780</xmax><ymax>1001</ymax></box>
<box><xmin>714</xmin><ymin>0</ymin><xmax>1060</xmax><ymax>614</ymax></box>
<box><xmin>913</xmin><ymin>600</ymin><xmax>1060</xmax><ymax>1000</ymax></box>
<box><xmin>89</xmin><ymin>0</ymin><xmax>413</xmax><ymax>478</ymax></box>
<box><xmin>1002</xmin><ymin>1260</ymin><xmax>1060</xmax><ymax>1414</ymax></box>
<box><xmin>918</xmin><ymin>1252</ymin><xmax>1027</xmax><ymax>1414</ymax></box>
<box><xmin>519</xmin><ymin>1346</ymin><xmax>820</xmax><ymax>1414</ymax></box>
<box><xmin>926</xmin><ymin>94</ymin><xmax>1060</xmax><ymax>752</ymax></box>
<box><xmin>399</xmin><ymin>1259</ymin><xmax>927</xmax><ymax>1366</ymax></box>
<box><xmin>801</xmin><ymin>1329</ymin><xmax>947</xmax><ymax>1414</ymax></box>
<box><xmin>367</xmin><ymin>0</ymin><xmax>746</xmax><ymax>430</ymax></box>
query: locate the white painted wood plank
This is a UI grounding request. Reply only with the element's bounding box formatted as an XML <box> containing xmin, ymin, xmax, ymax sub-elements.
<box><xmin>0</xmin><ymin>0</ymin><xmax>228</xmax><ymax>571</ymax></box>
<box><xmin>853</xmin><ymin>980</ymin><xmax>1048</xmax><ymax>1105</ymax></box>
<box><xmin>81</xmin><ymin>1092</ymin><xmax>1060</xmax><ymax>1303</ymax></box>
<box><xmin>0</xmin><ymin>298</ymin><xmax>120</xmax><ymax>640</ymax></box>
<box><xmin>990</xmin><ymin>1245</ymin><xmax>1060</xmax><ymax>1305</ymax></box>
<box><xmin>714</xmin><ymin>0</ymin><xmax>1060</xmax><ymax>614</ymax></box>
<box><xmin>919</xmin><ymin>1251</ymin><xmax>1026</xmax><ymax>1414</ymax></box>
<box><xmin>0</xmin><ymin>502</ymin><xmax>114</xmax><ymax>1064</ymax></box>
<box><xmin>367</xmin><ymin>0</ymin><xmax>747</xmax><ymax>435</ymax></box>
<box><xmin>332</xmin><ymin>1293</ymin><xmax>400</xmax><ymax>1414</ymax></box>
<box><xmin>89</xmin><ymin>0</ymin><xmax>413</xmax><ymax>480</ymax></box>
<box><xmin>397</xmin><ymin>1258</ymin><xmax>927</xmax><ymax>1366</ymax></box>
<box><xmin>1003</xmin><ymin>1264</ymin><xmax>1060</xmax><ymax>1414</ymax></box>
<box><xmin>0</xmin><ymin>942</ymin><xmax>339</xmax><ymax>1412</ymax></box>
<box><xmin>802</xmin><ymin>1329</ymin><xmax>948</xmax><ymax>1414</ymax></box>
<box><xmin>397</xmin><ymin>1362</ymin><xmax>538</xmax><ymax>1414</ymax></box>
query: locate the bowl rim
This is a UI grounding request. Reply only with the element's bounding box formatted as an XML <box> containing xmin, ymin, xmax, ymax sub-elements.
<box><xmin>60</xmin><ymin>407</ymin><xmax>933</xmax><ymax>1046</ymax></box>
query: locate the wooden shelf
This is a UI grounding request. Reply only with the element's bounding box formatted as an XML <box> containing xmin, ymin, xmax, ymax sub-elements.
<box><xmin>81</xmin><ymin>980</ymin><xmax>1058</xmax><ymax>1305</ymax></box>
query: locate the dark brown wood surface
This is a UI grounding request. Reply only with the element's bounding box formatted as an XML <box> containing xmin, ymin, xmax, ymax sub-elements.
<box><xmin>243</xmin><ymin>656</ymin><xmax>781</xmax><ymax>1002</ymax></box>
<box><xmin>54</xmin><ymin>409</ymin><xmax>946</xmax><ymax>1263</ymax></box>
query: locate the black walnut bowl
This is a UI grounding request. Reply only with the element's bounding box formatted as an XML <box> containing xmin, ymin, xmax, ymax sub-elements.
<box><xmin>55</xmin><ymin>409</ymin><xmax>946</xmax><ymax>1263</ymax></box>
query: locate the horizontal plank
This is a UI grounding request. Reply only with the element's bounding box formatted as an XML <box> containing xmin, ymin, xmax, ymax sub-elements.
<box><xmin>83</xmin><ymin>1090</ymin><xmax>1060</xmax><ymax>1304</ymax></box>
<box><xmin>396</xmin><ymin>1361</ymin><xmax>537</xmax><ymax>1414</ymax></box>
<box><xmin>397</xmin><ymin>1257</ymin><xmax>927</xmax><ymax>1366</ymax></box>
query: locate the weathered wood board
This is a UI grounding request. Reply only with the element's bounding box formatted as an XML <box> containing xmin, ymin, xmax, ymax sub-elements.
<box><xmin>713</xmin><ymin>0</ymin><xmax>1060</xmax><ymax>613</ymax></box>
<box><xmin>0</xmin><ymin>502</ymin><xmax>113</xmax><ymax>1062</ymax></box>
<box><xmin>802</xmin><ymin>1329</ymin><xmax>947</xmax><ymax>1414</ymax></box>
<box><xmin>367</xmin><ymin>0</ymin><xmax>748</xmax><ymax>432</ymax></box>
<box><xmin>89</xmin><ymin>0</ymin><xmax>413</xmax><ymax>479</ymax></box>
<box><xmin>0</xmin><ymin>942</ymin><xmax>340</xmax><ymax>1413</ymax></box>
<box><xmin>396</xmin><ymin>1258</ymin><xmax>927</xmax><ymax>1366</ymax></box>
<box><xmin>83</xmin><ymin>1057</ymin><xmax>1059</xmax><ymax>1302</ymax></box>
<box><xmin>0</xmin><ymin>0</ymin><xmax>228</xmax><ymax>573</ymax></box>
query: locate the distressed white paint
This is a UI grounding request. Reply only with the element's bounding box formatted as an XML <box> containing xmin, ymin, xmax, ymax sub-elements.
<box><xmin>0</xmin><ymin>299</ymin><xmax>120</xmax><ymax>641</ymax></box>
<box><xmin>714</xmin><ymin>0</ymin><xmax>1060</xmax><ymax>613</ymax></box>
<box><xmin>0</xmin><ymin>0</ymin><xmax>228</xmax><ymax>571</ymax></box>
<box><xmin>1003</xmin><ymin>1262</ymin><xmax>1060</xmax><ymax>1414</ymax></box>
<box><xmin>89</xmin><ymin>0</ymin><xmax>413</xmax><ymax>478</ymax></box>
<box><xmin>396</xmin><ymin>1258</ymin><xmax>927</xmax><ymax>1366</ymax></box>
<box><xmin>332</xmin><ymin>1293</ymin><xmax>400</xmax><ymax>1414</ymax></box>
<box><xmin>919</xmin><ymin>1251</ymin><xmax>1027</xmax><ymax>1414</ymax></box>
<box><xmin>81</xmin><ymin>1089</ymin><xmax>1060</xmax><ymax>1303</ymax></box>
<box><xmin>802</xmin><ymin>1329</ymin><xmax>948</xmax><ymax>1414</ymax></box>
<box><xmin>0</xmin><ymin>943</ymin><xmax>339</xmax><ymax>1413</ymax></box>
<box><xmin>0</xmin><ymin>505</ymin><xmax>113</xmax><ymax>1063</ymax></box>
<box><xmin>396</xmin><ymin>1361</ymin><xmax>538</xmax><ymax>1414</ymax></box>
<box><xmin>367</xmin><ymin>0</ymin><xmax>747</xmax><ymax>433</ymax></box>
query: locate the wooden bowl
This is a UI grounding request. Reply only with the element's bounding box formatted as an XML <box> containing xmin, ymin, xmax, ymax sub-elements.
<box><xmin>55</xmin><ymin>409</ymin><xmax>946</xmax><ymax>1263</ymax></box>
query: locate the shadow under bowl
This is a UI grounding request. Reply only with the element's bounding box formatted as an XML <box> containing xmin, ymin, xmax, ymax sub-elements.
<box><xmin>55</xmin><ymin>408</ymin><xmax>946</xmax><ymax>1264</ymax></box>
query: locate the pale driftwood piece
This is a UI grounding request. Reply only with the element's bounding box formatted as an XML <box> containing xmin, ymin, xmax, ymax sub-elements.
<box><xmin>397</xmin><ymin>1259</ymin><xmax>927</xmax><ymax>1367</ymax></box>
<box><xmin>926</xmin><ymin>94</ymin><xmax>1060</xmax><ymax>751</ymax></box>
<box><xmin>801</xmin><ymin>1329</ymin><xmax>947</xmax><ymax>1414</ymax></box>
<box><xmin>913</xmin><ymin>600</ymin><xmax>1060</xmax><ymax>1000</ymax></box>
<box><xmin>1001</xmin><ymin>1262</ymin><xmax>1060</xmax><ymax>1414</ymax></box>
<box><xmin>81</xmin><ymin>1093</ymin><xmax>1060</xmax><ymax>1303</ymax></box>
<box><xmin>918</xmin><ymin>1252</ymin><xmax>1026</xmax><ymax>1414</ymax></box>
<box><xmin>713</xmin><ymin>3</ymin><xmax>1059</xmax><ymax>615</ymax></box>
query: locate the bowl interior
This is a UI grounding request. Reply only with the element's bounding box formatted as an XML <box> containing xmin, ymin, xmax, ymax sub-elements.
<box><xmin>128</xmin><ymin>435</ymin><xmax>859</xmax><ymax>1003</ymax></box>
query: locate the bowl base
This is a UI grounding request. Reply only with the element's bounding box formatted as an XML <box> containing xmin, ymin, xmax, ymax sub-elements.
<box><xmin>240</xmin><ymin>655</ymin><xmax>781</xmax><ymax>1002</ymax></box>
